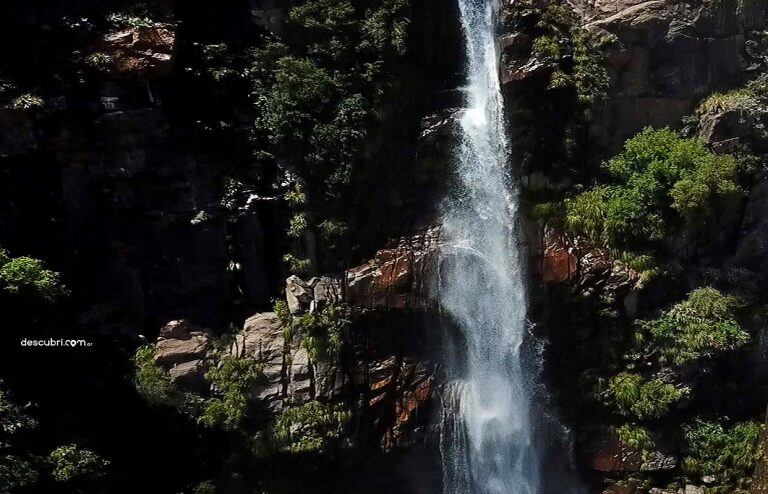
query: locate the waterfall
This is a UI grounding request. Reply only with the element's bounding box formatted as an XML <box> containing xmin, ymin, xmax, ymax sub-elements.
<box><xmin>437</xmin><ymin>0</ymin><xmax>540</xmax><ymax>492</ymax></box>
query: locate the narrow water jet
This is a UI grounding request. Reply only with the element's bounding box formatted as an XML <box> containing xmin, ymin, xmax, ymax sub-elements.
<box><xmin>438</xmin><ymin>0</ymin><xmax>540</xmax><ymax>492</ymax></box>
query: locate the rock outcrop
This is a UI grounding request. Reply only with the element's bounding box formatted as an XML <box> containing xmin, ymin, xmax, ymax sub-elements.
<box><xmin>345</xmin><ymin>227</ymin><xmax>441</xmax><ymax>310</ymax></box>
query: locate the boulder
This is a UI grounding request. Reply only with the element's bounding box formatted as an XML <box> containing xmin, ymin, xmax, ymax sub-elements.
<box><xmin>230</xmin><ymin>312</ymin><xmax>286</xmax><ymax>411</ymax></box>
<box><xmin>154</xmin><ymin>319</ymin><xmax>209</xmax><ymax>368</ymax></box>
<box><xmin>168</xmin><ymin>359</ymin><xmax>206</xmax><ymax>391</ymax></box>
<box><xmin>285</xmin><ymin>275</ymin><xmax>313</xmax><ymax>315</ymax></box>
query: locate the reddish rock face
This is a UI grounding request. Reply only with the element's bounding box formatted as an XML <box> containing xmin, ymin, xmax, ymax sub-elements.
<box><xmin>541</xmin><ymin>229</ymin><xmax>578</xmax><ymax>283</ymax></box>
<box><xmin>345</xmin><ymin>227</ymin><xmax>441</xmax><ymax>310</ymax></box>
<box><xmin>367</xmin><ymin>357</ymin><xmax>435</xmax><ymax>451</ymax></box>
<box><xmin>95</xmin><ymin>24</ymin><xmax>175</xmax><ymax>78</ymax></box>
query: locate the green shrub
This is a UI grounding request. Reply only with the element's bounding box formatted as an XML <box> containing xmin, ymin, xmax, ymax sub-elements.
<box><xmin>268</xmin><ymin>401</ymin><xmax>351</xmax><ymax>453</ymax></box>
<box><xmin>200</xmin><ymin>357</ymin><xmax>265</xmax><ymax>430</ymax></box>
<box><xmin>273</xmin><ymin>299</ymin><xmax>292</xmax><ymax>326</ymax></box>
<box><xmin>0</xmin><ymin>383</ymin><xmax>37</xmax><ymax>436</ymax></box>
<box><xmin>608</xmin><ymin>373</ymin><xmax>689</xmax><ymax>420</ymax></box>
<box><xmin>8</xmin><ymin>93</ymin><xmax>44</xmax><ymax>112</ymax></box>
<box><xmin>48</xmin><ymin>445</ymin><xmax>108</xmax><ymax>482</ymax></box>
<box><xmin>287</xmin><ymin>212</ymin><xmax>309</xmax><ymax>238</ymax></box>
<box><xmin>682</xmin><ymin>419</ymin><xmax>761</xmax><ymax>491</ymax></box>
<box><xmin>282</xmin><ymin>254</ymin><xmax>312</xmax><ymax>275</ymax></box>
<box><xmin>360</xmin><ymin>0</ymin><xmax>410</xmax><ymax>56</ymax></box>
<box><xmin>133</xmin><ymin>345</ymin><xmax>179</xmax><ymax>406</ymax></box>
<box><xmin>0</xmin><ymin>455</ymin><xmax>38</xmax><ymax>491</ymax></box>
<box><xmin>572</xmin><ymin>30</ymin><xmax>610</xmax><ymax>106</ymax></box>
<box><xmin>318</xmin><ymin>219</ymin><xmax>348</xmax><ymax>242</ymax></box>
<box><xmin>670</xmin><ymin>154</ymin><xmax>742</xmax><ymax>223</ymax></box>
<box><xmin>616</xmin><ymin>424</ymin><xmax>655</xmax><ymax>453</ymax></box>
<box><xmin>0</xmin><ymin>256</ymin><xmax>67</xmax><ymax>303</ymax></box>
<box><xmin>293</xmin><ymin>306</ymin><xmax>349</xmax><ymax>361</ymax></box>
<box><xmin>532</xmin><ymin>35</ymin><xmax>561</xmax><ymax>59</ymax></box>
<box><xmin>193</xmin><ymin>480</ymin><xmax>217</xmax><ymax>494</ymax></box>
<box><xmin>565</xmin><ymin>128</ymin><xmax>743</xmax><ymax>249</ymax></box>
<box><xmin>639</xmin><ymin>288</ymin><xmax>749</xmax><ymax>365</ymax></box>
<box><xmin>565</xmin><ymin>186</ymin><xmax>608</xmax><ymax>242</ymax></box>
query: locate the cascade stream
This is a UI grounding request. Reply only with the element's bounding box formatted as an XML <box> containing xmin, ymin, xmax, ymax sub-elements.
<box><xmin>438</xmin><ymin>0</ymin><xmax>540</xmax><ymax>492</ymax></box>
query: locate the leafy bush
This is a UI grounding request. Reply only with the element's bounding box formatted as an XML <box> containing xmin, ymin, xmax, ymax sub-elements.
<box><xmin>532</xmin><ymin>35</ymin><xmax>561</xmax><ymax>59</ymax></box>
<box><xmin>273</xmin><ymin>299</ymin><xmax>292</xmax><ymax>326</ymax></box>
<box><xmin>48</xmin><ymin>445</ymin><xmax>108</xmax><ymax>482</ymax></box>
<box><xmin>616</xmin><ymin>424</ymin><xmax>655</xmax><ymax>453</ymax></box>
<box><xmin>639</xmin><ymin>287</ymin><xmax>749</xmax><ymax>365</ymax></box>
<box><xmin>0</xmin><ymin>455</ymin><xmax>38</xmax><ymax>492</ymax></box>
<box><xmin>0</xmin><ymin>382</ymin><xmax>37</xmax><ymax>436</ymax></box>
<box><xmin>565</xmin><ymin>128</ymin><xmax>743</xmax><ymax>249</ymax></box>
<box><xmin>287</xmin><ymin>212</ymin><xmax>309</xmax><ymax>238</ymax></box>
<box><xmin>608</xmin><ymin>373</ymin><xmax>689</xmax><ymax>420</ymax></box>
<box><xmin>682</xmin><ymin>419</ymin><xmax>761</xmax><ymax>491</ymax></box>
<box><xmin>0</xmin><ymin>256</ymin><xmax>67</xmax><ymax>303</ymax></box>
<box><xmin>8</xmin><ymin>93</ymin><xmax>44</xmax><ymax>112</ymax></box>
<box><xmin>132</xmin><ymin>345</ymin><xmax>178</xmax><ymax>406</ymax></box>
<box><xmin>282</xmin><ymin>254</ymin><xmax>312</xmax><ymax>275</ymax></box>
<box><xmin>200</xmin><ymin>356</ymin><xmax>265</xmax><ymax>430</ymax></box>
<box><xmin>268</xmin><ymin>401</ymin><xmax>351</xmax><ymax>453</ymax></box>
<box><xmin>293</xmin><ymin>306</ymin><xmax>349</xmax><ymax>361</ymax></box>
<box><xmin>193</xmin><ymin>480</ymin><xmax>217</xmax><ymax>494</ymax></box>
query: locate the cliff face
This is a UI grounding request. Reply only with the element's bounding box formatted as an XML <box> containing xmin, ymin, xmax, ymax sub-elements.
<box><xmin>3</xmin><ymin>0</ymin><xmax>768</xmax><ymax>493</ymax></box>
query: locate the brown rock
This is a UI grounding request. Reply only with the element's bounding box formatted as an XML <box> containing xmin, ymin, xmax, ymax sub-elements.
<box><xmin>541</xmin><ymin>230</ymin><xmax>578</xmax><ymax>283</ymax></box>
<box><xmin>168</xmin><ymin>359</ymin><xmax>206</xmax><ymax>390</ymax></box>
<box><xmin>95</xmin><ymin>24</ymin><xmax>175</xmax><ymax>78</ymax></box>
<box><xmin>154</xmin><ymin>319</ymin><xmax>209</xmax><ymax>368</ymax></box>
<box><xmin>345</xmin><ymin>227</ymin><xmax>441</xmax><ymax>310</ymax></box>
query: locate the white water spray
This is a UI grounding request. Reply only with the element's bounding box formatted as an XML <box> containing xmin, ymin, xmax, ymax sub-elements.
<box><xmin>438</xmin><ymin>0</ymin><xmax>540</xmax><ymax>492</ymax></box>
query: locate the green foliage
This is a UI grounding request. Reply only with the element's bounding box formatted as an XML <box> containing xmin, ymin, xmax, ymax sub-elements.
<box><xmin>83</xmin><ymin>52</ymin><xmax>114</xmax><ymax>71</ymax></box>
<box><xmin>293</xmin><ymin>306</ymin><xmax>349</xmax><ymax>361</ymax></box>
<box><xmin>526</xmin><ymin>1</ymin><xmax>610</xmax><ymax>106</ymax></box>
<box><xmin>48</xmin><ymin>445</ymin><xmax>109</xmax><ymax>482</ymax></box>
<box><xmin>360</xmin><ymin>0</ymin><xmax>410</xmax><ymax>57</ymax></box>
<box><xmin>0</xmin><ymin>382</ymin><xmax>39</xmax><ymax>492</ymax></box>
<box><xmin>682</xmin><ymin>419</ymin><xmax>761</xmax><ymax>491</ymax></box>
<box><xmin>285</xmin><ymin>184</ymin><xmax>308</xmax><ymax>207</ymax></box>
<box><xmin>530</xmin><ymin>200</ymin><xmax>566</xmax><ymax>226</ymax></box>
<box><xmin>133</xmin><ymin>345</ymin><xmax>178</xmax><ymax>406</ymax></box>
<box><xmin>0</xmin><ymin>455</ymin><xmax>38</xmax><ymax>492</ymax></box>
<box><xmin>565</xmin><ymin>186</ymin><xmax>608</xmax><ymax>242</ymax></box>
<box><xmin>200</xmin><ymin>357</ymin><xmax>265</xmax><ymax>430</ymax></box>
<box><xmin>268</xmin><ymin>401</ymin><xmax>351</xmax><ymax>454</ymax></box>
<box><xmin>670</xmin><ymin>154</ymin><xmax>741</xmax><ymax>223</ymax></box>
<box><xmin>0</xmin><ymin>256</ymin><xmax>67</xmax><ymax>303</ymax></box>
<box><xmin>273</xmin><ymin>299</ymin><xmax>292</xmax><ymax>326</ymax></box>
<box><xmin>318</xmin><ymin>219</ymin><xmax>348</xmax><ymax>242</ymax></box>
<box><xmin>287</xmin><ymin>213</ymin><xmax>309</xmax><ymax>238</ymax></box>
<box><xmin>282</xmin><ymin>254</ymin><xmax>312</xmax><ymax>275</ymax></box>
<box><xmin>616</xmin><ymin>424</ymin><xmax>655</xmax><ymax>453</ymax></box>
<box><xmin>565</xmin><ymin>128</ymin><xmax>743</xmax><ymax>249</ymax></box>
<box><xmin>193</xmin><ymin>480</ymin><xmax>217</xmax><ymax>494</ymax></box>
<box><xmin>608</xmin><ymin>373</ymin><xmax>689</xmax><ymax>420</ymax></box>
<box><xmin>696</xmin><ymin>88</ymin><xmax>761</xmax><ymax>116</ymax></box>
<box><xmin>639</xmin><ymin>287</ymin><xmax>749</xmax><ymax>365</ymax></box>
<box><xmin>7</xmin><ymin>93</ymin><xmax>44</xmax><ymax>112</ymax></box>
<box><xmin>0</xmin><ymin>382</ymin><xmax>37</xmax><ymax>436</ymax></box>
<box><xmin>572</xmin><ymin>30</ymin><xmax>610</xmax><ymax>106</ymax></box>
<box><xmin>532</xmin><ymin>35</ymin><xmax>561</xmax><ymax>59</ymax></box>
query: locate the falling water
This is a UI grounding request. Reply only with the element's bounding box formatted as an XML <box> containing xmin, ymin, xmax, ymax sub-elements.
<box><xmin>438</xmin><ymin>0</ymin><xmax>539</xmax><ymax>492</ymax></box>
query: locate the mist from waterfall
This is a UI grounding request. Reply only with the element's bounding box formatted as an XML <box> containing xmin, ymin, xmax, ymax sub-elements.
<box><xmin>437</xmin><ymin>0</ymin><xmax>540</xmax><ymax>492</ymax></box>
